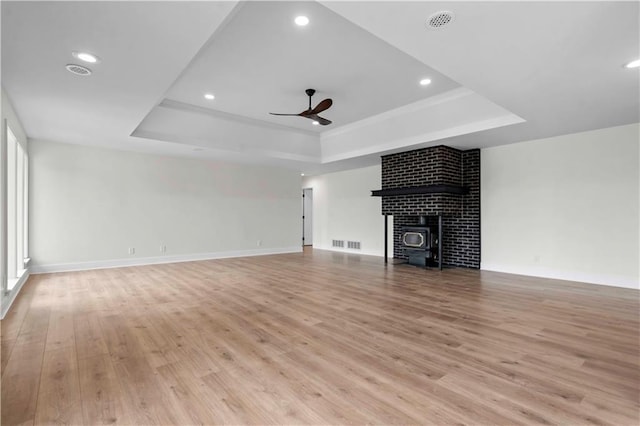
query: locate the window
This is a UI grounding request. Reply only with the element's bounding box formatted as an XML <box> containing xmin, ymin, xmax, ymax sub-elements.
<box><xmin>5</xmin><ymin>125</ymin><xmax>28</xmax><ymax>291</ymax></box>
<box><xmin>7</xmin><ymin>127</ymin><xmax>17</xmax><ymax>285</ymax></box>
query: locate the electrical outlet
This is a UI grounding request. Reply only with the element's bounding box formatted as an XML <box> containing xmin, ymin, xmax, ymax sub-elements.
<box><xmin>128</xmin><ymin>247</ymin><xmax>135</xmax><ymax>255</ymax></box>
<box><xmin>160</xmin><ymin>245</ymin><xmax>166</xmax><ymax>253</ymax></box>
<box><xmin>257</xmin><ymin>240</ymin><xmax>262</xmax><ymax>247</ymax></box>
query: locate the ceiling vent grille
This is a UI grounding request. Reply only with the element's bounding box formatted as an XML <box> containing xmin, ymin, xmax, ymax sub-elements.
<box><xmin>427</xmin><ymin>11</ymin><xmax>455</xmax><ymax>29</ymax></box>
<box><xmin>65</xmin><ymin>64</ymin><xmax>92</xmax><ymax>76</ymax></box>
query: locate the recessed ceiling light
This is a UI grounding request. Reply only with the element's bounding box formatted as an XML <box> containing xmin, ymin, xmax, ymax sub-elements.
<box><xmin>420</xmin><ymin>78</ymin><xmax>432</xmax><ymax>86</ymax></box>
<box><xmin>301</xmin><ymin>173</ymin><xmax>305</xmax><ymax>176</ymax></box>
<box><xmin>204</xmin><ymin>93</ymin><xmax>215</xmax><ymax>100</ymax></box>
<box><xmin>295</xmin><ymin>16</ymin><xmax>309</xmax><ymax>26</ymax></box>
<box><xmin>312</xmin><ymin>120</ymin><xmax>319</xmax><ymax>125</ymax></box>
<box><xmin>625</xmin><ymin>59</ymin><xmax>640</xmax><ymax>69</ymax></box>
<box><xmin>72</xmin><ymin>51</ymin><xmax>99</xmax><ymax>63</ymax></box>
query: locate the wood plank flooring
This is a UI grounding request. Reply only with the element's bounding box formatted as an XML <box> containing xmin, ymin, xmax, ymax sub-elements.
<box><xmin>1</xmin><ymin>249</ymin><xmax>639</xmax><ymax>425</ymax></box>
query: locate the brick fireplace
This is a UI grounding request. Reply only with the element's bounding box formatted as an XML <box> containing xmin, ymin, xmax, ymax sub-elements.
<box><xmin>372</xmin><ymin>145</ymin><xmax>480</xmax><ymax>268</ymax></box>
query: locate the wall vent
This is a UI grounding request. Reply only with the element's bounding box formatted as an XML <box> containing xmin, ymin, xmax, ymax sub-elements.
<box><xmin>332</xmin><ymin>240</ymin><xmax>344</xmax><ymax>248</ymax></box>
<box><xmin>347</xmin><ymin>241</ymin><xmax>361</xmax><ymax>250</ymax></box>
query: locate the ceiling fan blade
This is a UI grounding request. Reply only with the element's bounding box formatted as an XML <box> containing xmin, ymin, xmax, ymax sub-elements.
<box><xmin>310</xmin><ymin>98</ymin><xmax>332</xmax><ymax>115</ymax></box>
<box><xmin>314</xmin><ymin>116</ymin><xmax>332</xmax><ymax>126</ymax></box>
<box><xmin>271</xmin><ymin>91</ymin><xmax>333</xmax><ymax>125</ymax></box>
<box><xmin>305</xmin><ymin>114</ymin><xmax>332</xmax><ymax>126</ymax></box>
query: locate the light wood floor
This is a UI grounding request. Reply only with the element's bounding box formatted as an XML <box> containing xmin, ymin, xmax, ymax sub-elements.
<box><xmin>1</xmin><ymin>249</ymin><xmax>639</xmax><ymax>425</ymax></box>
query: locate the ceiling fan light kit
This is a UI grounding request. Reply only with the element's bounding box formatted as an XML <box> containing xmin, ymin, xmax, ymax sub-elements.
<box><xmin>270</xmin><ymin>88</ymin><xmax>333</xmax><ymax>126</ymax></box>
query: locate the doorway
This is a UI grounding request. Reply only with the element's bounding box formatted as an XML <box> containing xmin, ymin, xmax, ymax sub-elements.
<box><xmin>302</xmin><ymin>188</ymin><xmax>313</xmax><ymax>246</ymax></box>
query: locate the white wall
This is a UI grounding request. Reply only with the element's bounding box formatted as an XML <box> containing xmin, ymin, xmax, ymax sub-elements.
<box><xmin>482</xmin><ymin>123</ymin><xmax>639</xmax><ymax>289</ymax></box>
<box><xmin>303</xmin><ymin>165</ymin><xmax>392</xmax><ymax>257</ymax></box>
<box><xmin>29</xmin><ymin>140</ymin><xmax>302</xmax><ymax>271</ymax></box>
<box><xmin>1</xmin><ymin>88</ymin><xmax>30</xmax><ymax>318</ymax></box>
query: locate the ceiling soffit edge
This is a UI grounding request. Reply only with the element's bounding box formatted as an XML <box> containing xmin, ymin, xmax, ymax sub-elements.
<box><xmin>321</xmin><ymin>88</ymin><xmax>474</xmax><ymax>140</ymax></box>
<box><xmin>321</xmin><ymin>114</ymin><xmax>526</xmax><ymax>164</ymax></box>
<box><xmin>132</xmin><ymin>129</ymin><xmax>322</xmax><ymax>164</ymax></box>
<box><xmin>155</xmin><ymin>99</ymin><xmax>320</xmax><ymax>138</ymax></box>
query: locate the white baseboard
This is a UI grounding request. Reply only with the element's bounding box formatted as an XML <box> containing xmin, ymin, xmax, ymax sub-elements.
<box><xmin>312</xmin><ymin>244</ymin><xmax>383</xmax><ymax>258</ymax></box>
<box><xmin>1</xmin><ymin>270</ymin><xmax>30</xmax><ymax>319</ymax></box>
<box><xmin>30</xmin><ymin>246</ymin><xmax>303</xmax><ymax>274</ymax></box>
<box><xmin>481</xmin><ymin>263</ymin><xmax>639</xmax><ymax>290</ymax></box>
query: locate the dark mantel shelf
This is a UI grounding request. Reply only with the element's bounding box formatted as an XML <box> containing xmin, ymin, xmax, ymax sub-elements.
<box><xmin>371</xmin><ymin>184</ymin><xmax>469</xmax><ymax>197</ymax></box>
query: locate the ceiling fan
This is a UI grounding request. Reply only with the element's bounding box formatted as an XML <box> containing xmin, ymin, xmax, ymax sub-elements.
<box><xmin>270</xmin><ymin>89</ymin><xmax>332</xmax><ymax>126</ymax></box>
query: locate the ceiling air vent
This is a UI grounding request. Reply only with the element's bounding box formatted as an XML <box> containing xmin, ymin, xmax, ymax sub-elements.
<box><xmin>65</xmin><ymin>64</ymin><xmax>92</xmax><ymax>76</ymax></box>
<box><xmin>427</xmin><ymin>11</ymin><xmax>455</xmax><ymax>29</ymax></box>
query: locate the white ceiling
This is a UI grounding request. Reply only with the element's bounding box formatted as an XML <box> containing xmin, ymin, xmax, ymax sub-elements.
<box><xmin>163</xmin><ymin>1</ymin><xmax>460</xmax><ymax>132</ymax></box>
<box><xmin>1</xmin><ymin>1</ymin><xmax>236</xmax><ymax>151</ymax></box>
<box><xmin>321</xmin><ymin>0</ymin><xmax>640</xmax><ymax>152</ymax></box>
<box><xmin>2</xmin><ymin>1</ymin><xmax>638</xmax><ymax>175</ymax></box>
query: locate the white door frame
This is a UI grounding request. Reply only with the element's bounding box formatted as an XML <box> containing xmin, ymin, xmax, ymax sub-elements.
<box><xmin>302</xmin><ymin>188</ymin><xmax>313</xmax><ymax>246</ymax></box>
